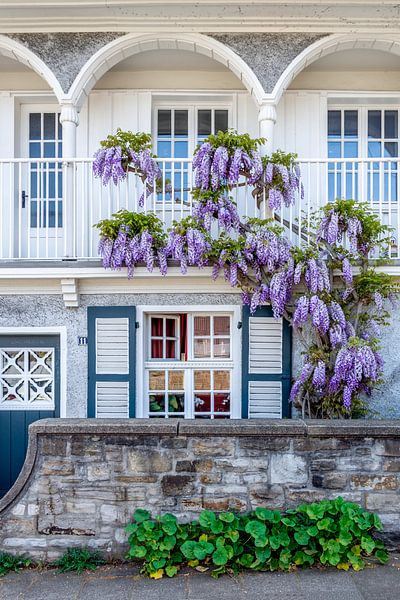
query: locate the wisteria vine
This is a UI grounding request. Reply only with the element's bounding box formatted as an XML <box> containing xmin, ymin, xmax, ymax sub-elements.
<box><xmin>93</xmin><ymin>129</ymin><xmax>398</xmax><ymax>418</ymax></box>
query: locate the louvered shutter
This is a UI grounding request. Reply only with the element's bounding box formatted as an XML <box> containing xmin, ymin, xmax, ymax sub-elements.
<box><xmin>88</xmin><ymin>307</ymin><xmax>136</xmax><ymax>418</ymax></box>
<box><xmin>241</xmin><ymin>305</ymin><xmax>291</xmax><ymax>419</ymax></box>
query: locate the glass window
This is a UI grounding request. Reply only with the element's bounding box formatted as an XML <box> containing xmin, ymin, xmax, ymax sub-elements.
<box><xmin>28</xmin><ymin>111</ymin><xmax>62</xmax><ymax>229</ymax></box>
<box><xmin>145</xmin><ymin>312</ymin><xmax>234</xmax><ymax>418</ymax></box>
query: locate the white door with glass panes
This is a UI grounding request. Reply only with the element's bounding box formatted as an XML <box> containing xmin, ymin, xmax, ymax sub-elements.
<box><xmin>153</xmin><ymin>105</ymin><xmax>230</xmax><ymax>226</ymax></box>
<box><xmin>328</xmin><ymin>107</ymin><xmax>399</xmax><ymax>205</ymax></box>
<box><xmin>20</xmin><ymin>106</ymin><xmax>63</xmax><ymax>258</ymax></box>
<box><xmin>137</xmin><ymin>308</ymin><xmax>241</xmax><ymax>419</ymax></box>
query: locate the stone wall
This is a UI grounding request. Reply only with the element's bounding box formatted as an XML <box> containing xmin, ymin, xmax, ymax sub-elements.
<box><xmin>1</xmin><ymin>419</ymin><xmax>400</xmax><ymax>560</ymax></box>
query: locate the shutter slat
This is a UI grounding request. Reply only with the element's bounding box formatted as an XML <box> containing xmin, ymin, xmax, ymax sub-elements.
<box><xmin>96</xmin><ymin>317</ymin><xmax>129</xmax><ymax>374</ymax></box>
<box><xmin>248</xmin><ymin>381</ymin><xmax>282</xmax><ymax>419</ymax></box>
<box><xmin>248</xmin><ymin>316</ymin><xmax>282</xmax><ymax>374</ymax></box>
<box><xmin>96</xmin><ymin>381</ymin><xmax>129</xmax><ymax>418</ymax></box>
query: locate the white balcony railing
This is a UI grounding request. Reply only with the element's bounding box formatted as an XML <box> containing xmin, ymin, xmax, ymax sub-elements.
<box><xmin>0</xmin><ymin>157</ymin><xmax>399</xmax><ymax>261</ymax></box>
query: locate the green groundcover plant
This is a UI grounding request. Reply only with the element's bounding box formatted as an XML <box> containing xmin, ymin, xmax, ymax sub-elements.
<box><xmin>53</xmin><ymin>547</ymin><xmax>106</xmax><ymax>574</ymax></box>
<box><xmin>0</xmin><ymin>552</ymin><xmax>32</xmax><ymax>577</ymax></box>
<box><xmin>125</xmin><ymin>498</ymin><xmax>389</xmax><ymax>579</ymax></box>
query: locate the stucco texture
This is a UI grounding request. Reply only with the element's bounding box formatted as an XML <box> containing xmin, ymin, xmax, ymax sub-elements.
<box><xmin>0</xmin><ymin>293</ymin><xmax>242</xmax><ymax>418</ymax></box>
<box><xmin>8</xmin><ymin>33</ymin><xmax>123</xmax><ymax>93</ymax></box>
<box><xmin>209</xmin><ymin>33</ymin><xmax>327</xmax><ymax>93</ymax></box>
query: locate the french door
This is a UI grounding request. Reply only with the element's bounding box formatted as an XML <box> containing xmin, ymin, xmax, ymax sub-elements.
<box><xmin>20</xmin><ymin>105</ymin><xmax>63</xmax><ymax>258</ymax></box>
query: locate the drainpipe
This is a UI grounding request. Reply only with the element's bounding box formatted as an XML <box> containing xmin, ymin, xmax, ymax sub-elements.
<box><xmin>258</xmin><ymin>102</ymin><xmax>276</xmax><ymax>220</ymax></box>
<box><xmin>60</xmin><ymin>104</ymin><xmax>79</xmax><ymax>259</ymax></box>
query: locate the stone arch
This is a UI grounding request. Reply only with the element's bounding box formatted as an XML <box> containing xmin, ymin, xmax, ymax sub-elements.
<box><xmin>66</xmin><ymin>32</ymin><xmax>266</xmax><ymax>109</ymax></box>
<box><xmin>271</xmin><ymin>34</ymin><xmax>400</xmax><ymax>102</ymax></box>
<box><xmin>0</xmin><ymin>34</ymin><xmax>63</xmax><ymax>100</ymax></box>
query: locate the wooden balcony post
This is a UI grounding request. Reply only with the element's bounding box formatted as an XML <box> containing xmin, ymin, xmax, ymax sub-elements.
<box><xmin>60</xmin><ymin>104</ymin><xmax>79</xmax><ymax>259</ymax></box>
<box><xmin>258</xmin><ymin>103</ymin><xmax>276</xmax><ymax>220</ymax></box>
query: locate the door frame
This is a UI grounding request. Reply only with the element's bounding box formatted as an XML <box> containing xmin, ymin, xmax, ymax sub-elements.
<box><xmin>0</xmin><ymin>326</ymin><xmax>67</xmax><ymax>417</ymax></box>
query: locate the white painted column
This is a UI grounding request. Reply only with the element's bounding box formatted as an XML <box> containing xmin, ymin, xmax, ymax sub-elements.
<box><xmin>60</xmin><ymin>104</ymin><xmax>79</xmax><ymax>258</ymax></box>
<box><xmin>258</xmin><ymin>103</ymin><xmax>277</xmax><ymax>219</ymax></box>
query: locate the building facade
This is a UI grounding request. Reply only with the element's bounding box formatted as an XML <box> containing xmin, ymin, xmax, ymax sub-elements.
<box><xmin>1</xmin><ymin>1</ymin><xmax>400</xmax><ymax>495</ymax></box>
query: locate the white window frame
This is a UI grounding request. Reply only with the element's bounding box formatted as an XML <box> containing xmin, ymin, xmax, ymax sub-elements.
<box><xmin>328</xmin><ymin>103</ymin><xmax>400</xmax><ymax>159</ymax></box>
<box><xmin>152</xmin><ymin>99</ymin><xmax>234</xmax><ymax>159</ymax></box>
<box><xmin>136</xmin><ymin>305</ymin><xmax>241</xmax><ymax>419</ymax></box>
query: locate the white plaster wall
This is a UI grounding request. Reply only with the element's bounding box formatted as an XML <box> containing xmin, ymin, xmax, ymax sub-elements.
<box><xmin>95</xmin><ymin>70</ymin><xmax>244</xmax><ymax>91</ymax></box>
<box><xmin>290</xmin><ymin>70</ymin><xmax>400</xmax><ymax>92</ymax></box>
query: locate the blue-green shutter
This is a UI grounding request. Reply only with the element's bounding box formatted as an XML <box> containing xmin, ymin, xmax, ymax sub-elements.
<box><xmin>241</xmin><ymin>305</ymin><xmax>292</xmax><ymax>419</ymax></box>
<box><xmin>88</xmin><ymin>306</ymin><xmax>136</xmax><ymax>418</ymax></box>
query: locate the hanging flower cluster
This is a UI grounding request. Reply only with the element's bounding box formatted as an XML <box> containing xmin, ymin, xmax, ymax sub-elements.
<box><xmin>94</xmin><ymin>129</ymin><xmax>398</xmax><ymax>419</ymax></box>
<box><xmin>92</xmin><ymin>129</ymin><xmax>162</xmax><ymax>206</ymax></box>
<box><xmin>95</xmin><ymin>210</ymin><xmax>167</xmax><ymax>278</ymax></box>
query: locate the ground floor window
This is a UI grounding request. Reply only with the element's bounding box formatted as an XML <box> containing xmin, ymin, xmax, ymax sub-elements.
<box><xmin>137</xmin><ymin>306</ymin><xmax>241</xmax><ymax>419</ymax></box>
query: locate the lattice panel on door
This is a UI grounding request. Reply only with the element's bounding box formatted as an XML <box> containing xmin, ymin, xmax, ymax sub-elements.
<box><xmin>0</xmin><ymin>348</ymin><xmax>55</xmax><ymax>410</ymax></box>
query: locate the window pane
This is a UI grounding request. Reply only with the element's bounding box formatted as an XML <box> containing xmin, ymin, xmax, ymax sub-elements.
<box><xmin>169</xmin><ymin>370</ymin><xmax>184</xmax><ymax>390</ymax></box>
<box><xmin>214</xmin><ymin>393</ymin><xmax>230</xmax><ymax>413</ymax></box>
<box><xmin>29</xmin><ymin>113</ymin><xmax>41</xmax><ymax>140</ymax></box>
<box><xmin>368</xmin><ymin>141</ymin><xmax>381</xmax><ymax>158</ymax></box>
<box><xmin>328</xmin><ymin>142</ymin><xmax>341</xmax><ymax>158</ymax></box>
<box><xmin>214</xmin><ymin>339</ymin><xmax>230</xmax><ymax>358</ymax></box>
<box><xmin>194</xmin><ymin>316</ymin><xmax>210</xmax><ymax>336</ymax></box>
<box><xmin>44</xmin><ymin>142</ymin><xmax>56</xmax><ymax>158</ymax></box>
<box><xmin>215</xmin><ymin>110</ymin><xmax>228</xmax><ymax>133</ymax></box>
<box><xmin>344</xmin><ymin>142</ymin><xmax>358</xmax><ymax>158</ymax></box>
<box><xmin>194</xmin><ymin>338</ymin><xmax>210</xmax><ymax>358</ymax></box>
<box><xmin>385</xmin><ymin>111</ymin><xmax>398</xmax><ymax>139</ymax></box>
<box><xmin>149</xmin><ymin>370</ymin><xmax>165</xmax><ymax>390</ymax></box>
<box><xmin>214</xmin><ymin>370</ymin><xmax>230</xmax><ymax>390</ymax></box>
<box><xmin>198</xmin><ymin>110</ymin><xmax>212</xmax><ymax>136</ymax></box>
<box><xmin>44</xmin><ymin>113</ymin><xmax>55</xmax><ymax>140</ymax></box>
<box><xmin>385</xmin><ymin>142</ymin><xmax>398</xmax><ymax>158</ymax></box>
<box><xmin>194</xmin><ymin>370</ymin><xmax>211</xmax><ymax>390</ymax></box>
<box><xmin>328</xmin><ymin>110</ymin><xmax>341</xmax><ymax>137</ymax></box>
<box><xmin>165</xmin><ymin>318</ymin><xmax>176</xmax><ymax>337</ymax></box>
<box><xmin>174</xmin><ymin>141</ymin><xmax>188</xmax><ymax>158</ymax></box>
<box><xmin>344</xmin><ymin>110</ymin><xmax>358</xmax><ymax>137</ymax></box>
<box><xmin>174</xmin><ymin>110</ymin><xmax>188</xmax><ymax>136</ymax></box>
<box><xmin>194</xmin><ymin>393</ymin><xmax>211</xmax><ymax>412</ymax></box>
<box><xmin>166</xmin><ymin>339</ymin><xmax>176</xmax><ymax>359</ymax></box>
<box><xmin>151</xmin><ymin>317</ymin><xmax>163</xmax><ymax>336</ymax></box>
<box><xmin>214</xmin><ymin>316</ymin><xmax>230</xmax><ymax>336</ymax></box>
<box><xmin>158</xmin><ymin>110</ymin><xmax>171</xmax><ymax>136</ymax></box>
<box><xmin>368</xmin><ymin>110</ymin><xmax>381</xmax><ymax>139</ymax></box>
<box><xmin>29</xmin><ymin>142</ymin><xmax>41</xmax><ymax>159</ymax></box>
<box><xmin>168</xmin><ymin>394</ymin><xmax>184</xmax><ymax>412</ymax></box>
<box><xmin>157</xmin><ymin>140</ymin><xmax>171</xmax><ymax>158</ymax></box>
<box><xmin>151</xmin><ymin>339</ymin><xmax>163</xmax><ymax>359</ymax></box>
<box><xmin>149</xmin><ymin>394</ymin><xmax>165</xmax><ymax>412</ymax></box>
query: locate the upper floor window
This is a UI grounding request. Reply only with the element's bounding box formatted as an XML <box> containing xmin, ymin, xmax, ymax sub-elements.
<box><xmin>328</xmin><ymin>107</ymin><xmax>399</xmax><ymax>203</ymax></box>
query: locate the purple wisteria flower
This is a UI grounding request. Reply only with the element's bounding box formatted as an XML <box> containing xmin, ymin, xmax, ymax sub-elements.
<box><xmin>333</xmin><ymin>342</ymin><xmax>382</xmax><ymax>409</ymax></box>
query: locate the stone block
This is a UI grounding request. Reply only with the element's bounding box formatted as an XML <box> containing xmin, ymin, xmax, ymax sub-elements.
<box><xmin>238</xmin><ymin>436</ymin><xmax>290</xmax><ymax>454</ymax></box>
<box><xmin>191</xmin><ymin>438</ymin><xmax>235</xmax><ymax>457</ymax></box>
<box><xmin>336</xmin><ymin>456</ymin><xmax>382</xmax><ymax>472</ymax></box>
<box><xmin>161</xmin><ymin>475</ymin><xmax>195</xmax><ymax>496</ymax></box>
<box><xmin>249</xmin><ymin>484</ymin><xmax>285</xmax><ymax>506</ymax></box>
<box><xmin>310</xmin><ymin>458</ymin><xmax>337</xmax><ymax>472</ymax></box>
<box><xmin>350</xmin><ymin>475</ymin><xmax>398</xmax><ymax>491</ymax></box>
<box><xmin>100</xmin><ymin>504</ymin><xmax>126</xmax><ymax>524</ymax></box>
<box><xmin>203</xmin><ymin>497</ymin><xmax>247</xmax><ymax>512</ymax></box>
<box><xmin>127</xmin><ymin>449</ymin><xmax>172</xmax><ymax>473</ymax></box>
<box><xmin>28</xmin><ymin>504</ymin><xmax>39</xmax><ymax>516</ymax></box>
<box><xmin>40</xmin><ymin>437</ymin><xmax>69</xmax><ymax>457</ymax></box>
<box><xmin>365</xmin><ymin>492</ymin><xmax>400</xmax><ymax>512</ymax></box>
<box><xmin>66</xmin><ymin>501</ymin><xmax>97</xmax><ymax>514</ymax></box>
<box><xmin>200</xmin><ymin>473</ymin><xmax>222</xmax><ymax>484</ymax></box>
<box><xmin>271</xmin><ymin>454</ymin><xmax>308</xmax><ymax>484</ymax></box>
<box><xmin>383</xmin><ymin>459</ymin><xmax>400</xmax><ymax>472</ymax></box>
<box><xmin>41</xmin><ymin>460</ymin><xmax>74</xmax><ymax>476</ymax></box>
<box><xmin>375</xmin><ymin>440</ymin><xmax>400</xmax><ymax>457</ymax></box>
<box><xmin>87</xmin><ymin>464</ymin><xmax>111</xmax><ymax>482</ymax></box>
<box><xmin>318</xmin><ymin>473</ymin><xmax>348</xmax><ymax>490</ymax></box>
<box><xmin>175</xmin><ymin>460</ymin><xmax>195</xmax><ymax>472</ymax></box>
<box><xmin>179</xmin><ymin>498</ymin><xmax>204</xmax><ymax>511</ymax></box>
<box><xmin>11</xmin><ymin>503</ymin><xmax>26</xmax><ymax>517</ymax></box>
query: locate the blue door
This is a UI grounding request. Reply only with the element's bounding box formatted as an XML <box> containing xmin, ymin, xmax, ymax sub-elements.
<box><xmin>0</xmin><ymin>335</ymin><xmax>60</xmax><ymax>498</ymax></box>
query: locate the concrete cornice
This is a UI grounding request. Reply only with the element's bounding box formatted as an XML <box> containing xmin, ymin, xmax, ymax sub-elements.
<box><xmin>1</xmin><ymin>2</ymin><xmax>400</xmax><ymax>33</ymax></box>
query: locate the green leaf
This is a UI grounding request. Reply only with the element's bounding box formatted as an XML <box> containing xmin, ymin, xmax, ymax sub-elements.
<box><xmin>361</xmin><ymin>536</ymin><xmax>376</xmax><ymax>554</ymax></box>
<box><xmin>219</xmin><ymin>512</ymin><xmax>235</xmax><ymax>523</ymax></box>
<box><xmin>255</xmin><ymin>547</ymin><xmax>271</xmax><ymax>562</ymax></box>
<box><xmin>129</xmin><ymin>545</ymin><xmax>147</xmax><ymax>558</ymax></box>
<box><xmin>245</xmin><ymin>520</ymin><xmax>267</xmax><ymax>539</ymax></box>
<box><xmin>212</xmin><ymin>547</ymin><xmax>229</xmax><ymax>566</ymax></box>
<box><xmin>199</xmin><ymin>511</ymin><xmax>216</xmax><ymax>529</ymax></box>
<box><xmin>210</xmin><ymin>520</ymin><xmax>224</xmax><ymax>534</ymax></box>
<box><xmin>294</xmin><ymin>531</ymin><xmax>310</xmax><ymax>546</ymax></box>
<box><xmin>193</xmin><ymin>541</ymin><xmax>214</xmax><ymax>561</ymax></box>
<box><xmin>239</xmin><ymin>553</ymin><xmax>254</xmax><ymax>568</ymax></box>
<box><xmin>133</xmin><ymin>509</ymin><xmax>151</xmax><ymax>523</ymax></box>
<box><xmin>180</xmin><ymin>541</ymin><xmax>197</xmax><ymax>560</ymax></box>
<box><xmin>376</xmin><ymin>549</ymin><xmax>389</xmax><ymax>564</ymax></box>
<box><xmin>165</xmin><ymin>565</ymin><xmax>178</xmax><ymax>577</ymax></box>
